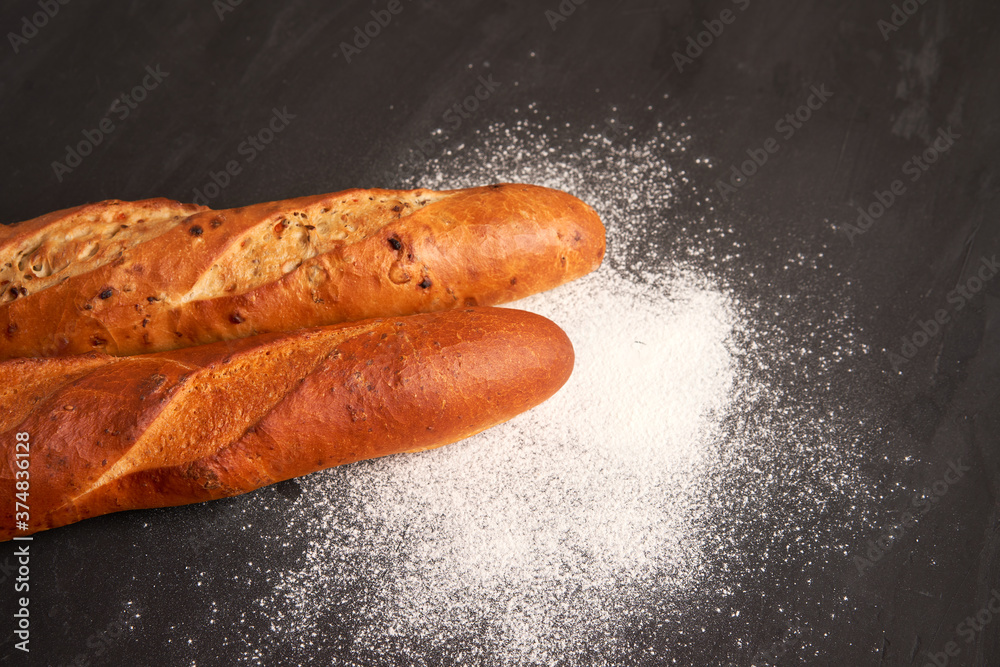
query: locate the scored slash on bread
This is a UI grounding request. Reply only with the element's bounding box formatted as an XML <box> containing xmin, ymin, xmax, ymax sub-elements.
<box><xmin>0</xmin><ymin>198</ymin><xmax>207</xmax><ymax>305</ymax></box>
<box><xmin>0</xmin><ymin>307</ymin><xmax>575</xmax><ymax>540</ymax></box>
<box><xmin>0</xmin><ymin>183</ymin><xmax>605</xmax><ymax>361</ymax></box>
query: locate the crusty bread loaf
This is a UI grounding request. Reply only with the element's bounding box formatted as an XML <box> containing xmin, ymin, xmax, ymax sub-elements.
<box><xmin>0</xmin><ymin>183</ymin><xmax>604</xmax><ymax>361</ymax></box>
<box><xmin>0</xmin><ymin>307</ymin><xmax>573</xmax><ymax>540</ymax></box>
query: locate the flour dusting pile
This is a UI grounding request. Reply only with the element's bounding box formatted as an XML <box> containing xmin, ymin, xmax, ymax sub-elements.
<box><xmin>256</xmin><ymin>113</ymin><xmax>870</xmax><ymax>665</ymax></box>
<box><xmin>271</xmin><ymin>267</ymin><xmax>736</xmax><ymax>662</ymax></box>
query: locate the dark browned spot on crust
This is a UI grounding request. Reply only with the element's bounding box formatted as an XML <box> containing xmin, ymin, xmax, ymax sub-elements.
<box><xmin>141</xmin><ymin>318</ymin><xmax>149</xmax><ymax>327</ymax></box>
<box><xmin>91</xmin><ymin>336</ymin><xmax>107</xmax><ymax>347</ymax></box>
<box><xmin>189</xmin><ymin>225</ymin><xmax>203</xmax><ymax>236</ymax></box>
<box><xmin>82</xmin><ymin>304</ymin><xmax>92</xmax><ymax>310</ymax></box>
<box><xmin>490</xmin><ymin>183</ymin><xmax>503</xmax><ymax>189</ymax></box>
<box><xmin>573</xmin><ymin>231</ymin><xmax>583</xmax><ymax>242</ymax></box>
<box><xmin>304</xmin><ymin>224</ymin><xmax>316</xmax><ymax>230</ymax></box>
<box><xmin>18</xmin><ymin>286</ymin><xmax>27</xmax><ymax>296</ymax></box>
<box><xmin>8</xmin><ymin>287</ymin><xmax>18</xmax><ymax>299</ymax></box>
<box><xmin>5</xmin><ymin>323</ymin><xmax>17</xmax><ymax>337</ymax></box>
<box><xmin>99</xmin><ymin>288</ymin><xmax>114</xmax><ymax>299</ymax></box>
<box><xmin>147</xmin><ymin>296</ymin><xmax>159</xmax><ymax>303</ymax></box>
<box><xmin>418</xmin><ymin>278</ymin><xmax>432</xmax><ymax>289</ymax></box>
<box><xmin>510</xmin><ymin>277</ymin><xmax>518</xmax><ymax>285</ymax></box>
<box><xmin>140</xmin><ymin>373</ymin><xmax>167</xmax><ymax>397</ymax></box>
<box><xmin>210</xmin><ymin>217</ymin><xmax>224</xmax><ymax>228</ymax></box>
<box><xmin>388</xmin><ymin>237</ymin><xmax>403</xmax><ymax>251</ymax></box>
<box><xmin>392</xmin><ymin>205</ymin><xmax>402</xmax><ymax>213</ymax></box>
<box><xmin>230</xmin><ymin>312</ymin><xmax>244</xmax><ymax>324</ymax></box>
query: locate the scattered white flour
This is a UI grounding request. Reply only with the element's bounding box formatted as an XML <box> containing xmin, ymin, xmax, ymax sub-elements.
<box><xmin>272</xmin><ymin>267</ymin><xmax>736</xmax><ymax>663</ymax></box>
<box><xmin>251</xmin><ymin>111</ymin><xmax>869</xmax><ymax>665</ymax></box>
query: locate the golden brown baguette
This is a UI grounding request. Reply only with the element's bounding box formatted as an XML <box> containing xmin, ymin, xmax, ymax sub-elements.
<box><xmin>0</xmin><ymin>307</ymin><xmax>573</xmax><ymax>540</ymax></box>
<box><xmin>0</xmin><ymin>183</ymin><xmax>604</xmax><ymax>360</ymax></box>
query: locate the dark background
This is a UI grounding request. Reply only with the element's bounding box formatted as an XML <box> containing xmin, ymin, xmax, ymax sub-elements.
<box><xmin>1</xmin><ymin>0</ymin><xmax>999</xmax><ymax>665</ymax></box>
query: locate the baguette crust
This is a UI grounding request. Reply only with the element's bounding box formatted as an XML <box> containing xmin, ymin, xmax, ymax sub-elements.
<box><xmin>0</xmin><ymin>307</ymin><xmax>573</xmax><ymax>540</ymax></box>
<box><xmin>0</xmin><ymin>184</ymin><xmax>604</xmax><ymax>360</ymax></box>
<box><xmin>0</xmin><ymin>198</ymin><xmax>207</xmax><ymax>305</ymax></box>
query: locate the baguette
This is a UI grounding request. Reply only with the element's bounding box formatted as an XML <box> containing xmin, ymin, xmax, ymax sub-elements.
<box><xmin>0</xmin><ymin>183</ymin><xmax>604</xmax><ymax>360</ymax></box>
<box><xmin>1</xmin><ymin>307</ymin><xmax>573</xmax><ymax>540</ymax></box>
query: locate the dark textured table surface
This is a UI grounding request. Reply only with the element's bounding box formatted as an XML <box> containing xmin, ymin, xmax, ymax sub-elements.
<box><xmin>1</xmin><ymin>1</ymin><xmax>999</xmax><ymax>665</ymax></box>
